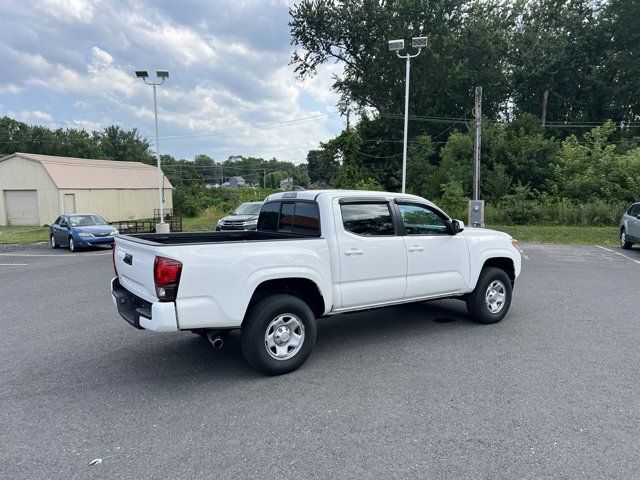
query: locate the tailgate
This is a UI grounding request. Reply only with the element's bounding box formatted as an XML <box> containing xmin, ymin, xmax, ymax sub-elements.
<box><xmin>114</xmin><ymin>236</ymin><xmax>159</xmax><ymax>303</ymax></box>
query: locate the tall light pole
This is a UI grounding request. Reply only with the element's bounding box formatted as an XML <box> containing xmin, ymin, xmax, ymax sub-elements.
<box><xmin>135</xmin><ymin>70</ymin><xmax>169</xmax><ymax>233</ymax></box>
<box><xmin>389</xmin><ymin>36</ymin><xmax>427</xmax><ymax>194</ymax></box>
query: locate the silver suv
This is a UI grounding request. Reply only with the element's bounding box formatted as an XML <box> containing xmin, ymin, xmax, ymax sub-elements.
<box><xmin>620</xmin><ymin>202</ymin><xmax>640</xmax><ymax>249</ymax></box>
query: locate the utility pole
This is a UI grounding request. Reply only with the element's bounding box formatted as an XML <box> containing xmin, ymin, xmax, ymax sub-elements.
<box><xmin>473</xmin><ymin>86</ymin><xmax>482</xmax><ymax>201</ymax></box>
<box><xmin>263</xmin><ymin>169</ymin><xmax>266</xmax><ymax>189</ymax></box>
<box><xmin>541</xmin><ymin>89</ymin><xmax>549</xmax><ymax>128</ymax></box>
<box><xmin>469</xmin><ymin>86</ymin><xmax>485</xmax><ymax>228</ymax></box>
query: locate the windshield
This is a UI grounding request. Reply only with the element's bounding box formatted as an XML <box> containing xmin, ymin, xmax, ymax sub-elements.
<box><xmin>234</xmin><ymin>203</ymin><xmax>263</xmax><ymax>215</ymax></box>
<box><xmin>69</xmin><ymin>215</ymin><xmax>108</xmax><ymax>227</ymax></box>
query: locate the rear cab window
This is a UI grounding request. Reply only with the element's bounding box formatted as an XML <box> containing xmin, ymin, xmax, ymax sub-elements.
<box><xmin>257</xmin><ymin>201</ymin><xmax>321</xmax><ymax>237</ymax></box>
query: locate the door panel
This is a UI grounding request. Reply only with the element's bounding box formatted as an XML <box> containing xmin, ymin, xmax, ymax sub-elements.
<box><xmin>335</xmin><ymin>200</ymin><xmax>407</xmax><ymax>308</ymax></box>
<box><xmin>396</xmin><ymin>203</ymin><xmax>470</xmax><ymax>298</ymax></box>
<box><xmin>403</xmin><ymin>236</ymin><xmax>469</xmax><ymax>297</ymax></box>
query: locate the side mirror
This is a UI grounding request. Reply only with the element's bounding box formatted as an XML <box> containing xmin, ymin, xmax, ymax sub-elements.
<box><xmin>451</xmin><ymin>219</ymin><xmax>465</xmax><ymax>234</ymax></box>
<box><xmin>229</xmin><ymin>211</ymin><xmax>234</xmax><ymax>215</ymax></box>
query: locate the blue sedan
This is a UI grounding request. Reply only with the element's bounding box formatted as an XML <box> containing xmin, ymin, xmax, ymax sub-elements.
<box><xmin>50</xmin><ymin>213</ymin><xmax>119</xmax><ymax>252</ymax></box>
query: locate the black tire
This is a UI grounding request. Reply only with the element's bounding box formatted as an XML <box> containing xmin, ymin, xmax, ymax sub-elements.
<box><xmin>466</xmin><ymin>267</ymin><xmax>513</xmax><ymax>324</ymax></box>
<box><xmin>241</xmin><ymin>294</ymin><xmax>317</xmax><ymax>375</ymax></box>
<box><xmin>69</xmin><ymin>237</ymin><xmax>77</xmax><ymax>252</ymax></box>
<box><xmin>621</xmin><ymin>229</ymin><xmax>633</xmax><ymax>250</ymax></box>
<box><xmin>50</xmin><ymin>235</ymin><xmax>59</xmax><ymax>249</ymax></box>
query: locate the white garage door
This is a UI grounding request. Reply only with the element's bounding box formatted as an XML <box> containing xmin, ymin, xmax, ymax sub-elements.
<box><xmin>5</xmin><ymin>190</ymin><xmax>40</xmax><ymax>226</ymax></box>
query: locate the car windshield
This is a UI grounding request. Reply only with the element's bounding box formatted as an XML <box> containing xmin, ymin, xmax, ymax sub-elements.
<box><xmin>69</xmin><ymin>215</ymin><xmax>108</xmax><ymax>227</ymax></box>
<box><xmin>234</xmin><ymin>203</ymin><xmax>262</xmax><ymax>215</ymax></box>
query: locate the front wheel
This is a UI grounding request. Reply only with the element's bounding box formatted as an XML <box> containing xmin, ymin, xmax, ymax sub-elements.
<box><xmin>621</xmin><ymin>229</ymin><xmax>632</xmax><ymax>250</ymax></box>
<box><xmin>466</xmin><ymin>267</ymin><xmax>513</xmax><ymax>324</ymax></box>
<box><xmin>241</xmin><ymin>294</ymin><xmax>317</xmax><ymax>375</ymax></box>
<box><xmin>69</xmin><ymin>237</ymin><xmax>77</xmax><ymax>252</ymax></box>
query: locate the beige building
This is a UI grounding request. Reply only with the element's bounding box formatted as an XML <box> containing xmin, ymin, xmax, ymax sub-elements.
<box><xmin>0</xmin><ymin>153</ymin><xmax>173</xmax><ymax>226</ymax></box>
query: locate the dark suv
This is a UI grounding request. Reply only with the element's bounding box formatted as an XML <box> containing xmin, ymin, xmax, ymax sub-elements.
<box><xmin>620</xmin><ymin>202</ymin><xmax>640</xmax><ymax>249</ymax></box>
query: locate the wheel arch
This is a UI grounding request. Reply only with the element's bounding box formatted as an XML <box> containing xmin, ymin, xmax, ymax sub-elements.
<box><xmin>469</xmin><ymin>255</ymin><xmax>516</xmax><ymax>290</ymax></box>
<box><xmin>246</xmin><ymin>277</ymin><xmax>326</xmax><ymax>322</ymax></box>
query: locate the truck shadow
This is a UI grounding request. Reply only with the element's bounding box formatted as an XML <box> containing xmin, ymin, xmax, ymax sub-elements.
<box><xmin>96</xmin><ymin>298</ymin><xmax>479</xmax><ymax>385</ymax></box>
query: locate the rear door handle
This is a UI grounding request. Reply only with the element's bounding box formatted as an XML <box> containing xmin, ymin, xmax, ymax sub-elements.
<box><xmin>408</xmin><ymin>246</ymin><xmax>424</xmax><ymax>252</ymax></box>
<box><xmin>344</xmin><ymin>248</ymin><xmax>364</xmax><ymax>256</ymax></box>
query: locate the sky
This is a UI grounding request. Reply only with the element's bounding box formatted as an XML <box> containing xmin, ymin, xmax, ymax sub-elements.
<box><xmin>0</xmin><ymin>0</ymin><xmax>345</xmax><ymax>163</ymax></box>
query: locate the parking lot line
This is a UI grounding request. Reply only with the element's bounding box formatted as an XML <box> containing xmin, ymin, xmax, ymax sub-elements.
<box><xmin>595</xmin><ymin>245</ymin><xmax>640</xmax><ymax>265</ymax></box>
<box><xmin>0</xmin><ymin>263</ymin><xmax>28</xmax><ymax>266</ymax></box>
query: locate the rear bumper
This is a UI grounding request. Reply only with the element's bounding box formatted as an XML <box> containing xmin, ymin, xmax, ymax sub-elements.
<box><xmin>111</xmin><ymin>277</ymin><xmax>178</xmax><ymax>332</ymax></box>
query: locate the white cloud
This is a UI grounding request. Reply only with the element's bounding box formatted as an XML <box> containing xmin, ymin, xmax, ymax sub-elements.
<box><xmin>0</xmin><ymin>0</ymin><xmax>344</xmax><ymax>161</ymax></box>
<box><xmin>0</xmin><ymin>83</ymin><xmax>22</xmax><ymax>94</ymax></box>
<box><xmin>7</xmin><ymin>110</ymin><xmax>55</xmax><ymax>122</ymax></box>
<box><xmin>37</xmin><ymin>0</ymin><xmax>94</xmax><ymax>23</ymax></box>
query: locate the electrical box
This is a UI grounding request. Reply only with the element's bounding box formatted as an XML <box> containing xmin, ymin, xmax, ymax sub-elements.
<box><xmin>468</xmin><ymin>200</ymin><xmax>485</xmax><ymax>228</ymax></box>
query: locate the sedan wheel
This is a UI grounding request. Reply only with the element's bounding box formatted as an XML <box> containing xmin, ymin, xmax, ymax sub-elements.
<box><xmin>69</xmin><ymin>237</ymin><xmax>76</xmax><ymax>252</ymax></box>
<box><xmin>50</xmin><ymin>235</ymin><xmax>59</xmax><ymax>249</ymax></box>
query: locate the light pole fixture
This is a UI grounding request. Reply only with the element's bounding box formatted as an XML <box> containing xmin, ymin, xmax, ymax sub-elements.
<box><xmin>135</xmin><ymin>69</ymin><xmax>169</xmax><ymax>232</ymax></box>
<box><xmin>389</xmin><ymin>36</ymin><xmax>427</xmax><ymax>194</ymax></box>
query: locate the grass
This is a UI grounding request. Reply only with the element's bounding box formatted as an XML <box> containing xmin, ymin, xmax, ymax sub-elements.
<box><xmin>0</xmin><ymin>225</ymin><xmax>50</xmax><ymax>244</ymax></box>
<box><xmin>182</xmin><ymin>206</ymin><xmax>228</xmax><ymax>232</ymax></box>
<box><xmin>489</xmin><ymin>224</ymin><xmax>620</xmax><ymax>246</ymax></box>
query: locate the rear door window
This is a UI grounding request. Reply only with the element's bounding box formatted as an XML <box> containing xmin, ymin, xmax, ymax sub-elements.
<box><xmin>340</xmin><ymin>203</ymin><xmax>395</xmax><ymax>236</ymax></box>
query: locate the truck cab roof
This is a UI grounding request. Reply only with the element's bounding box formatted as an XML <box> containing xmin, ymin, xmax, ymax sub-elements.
<box><xmin>266</xmin><ymin>189</ymin><xmax>433</xmax><ymax>203</ymax></box>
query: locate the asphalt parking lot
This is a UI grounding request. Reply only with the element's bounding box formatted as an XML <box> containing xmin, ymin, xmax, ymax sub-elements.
<box><xmin>1</xmin><ymin>243</ymin><xmax>639</xmax><ymax>479</ymax></box>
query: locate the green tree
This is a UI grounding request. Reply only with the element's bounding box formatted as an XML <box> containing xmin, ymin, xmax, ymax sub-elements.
<box><xmin>307</xmin><ymin>149</ymin><xmax>340</xmax><ymax>185</ymax></box>
<box><xmin>406</xmin><ymin>134</ymin><xmax>436</xmax><ymax>198</ymax></box>
<box><xmin>96</xmin><ymin>125</ymin><xmax>154</xmax><ymax>163</ymax></box>
<box><xmin>508</xmin><ymin>0</ymin><xmax>604</xmax><ymax>123</ymax></box>
<box><xmin>554</xmin><ymin>121</ymin><xmax>640</xmax><ymax>202</ymax></box>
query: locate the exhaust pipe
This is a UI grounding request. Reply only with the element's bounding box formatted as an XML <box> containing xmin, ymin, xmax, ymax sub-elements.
<box><xmin>207</xmin><ymin>332</ymin><xmax>223</xmax><ymax>349</ymax></box>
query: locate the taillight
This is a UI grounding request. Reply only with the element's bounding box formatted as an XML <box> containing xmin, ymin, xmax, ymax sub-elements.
<box><xmin>112</xmin><ymin>244</ymin><xmax>118</xmax><ymax>277</ymax></box>
<box><xmin>153</xmin><ymin>256</ymin><xmax>182</xmax><ymax>302</ymax></box>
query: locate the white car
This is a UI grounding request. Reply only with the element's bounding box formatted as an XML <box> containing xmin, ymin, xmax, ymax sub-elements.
<box><xmin>111</xmin><ymin>190</ymin><xmax>521</xmax><ymax>375</ymax></box>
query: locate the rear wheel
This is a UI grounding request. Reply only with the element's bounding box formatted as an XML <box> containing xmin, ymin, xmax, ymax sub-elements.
<box><xmin>241</xmin><ymin>294</ymin><xmax>317</xmax><ymax>375</ymax></box>
<box><xmin>466</xmin><ymin>267</ymin><xmax>513</xmax><ymax>324</ymax></box>
<box><xmin>621</xmin><ymin>229</ymin><xmax>633</xmax><ymax>250</ymax></box>
<box><xmin>50</xmin><ymin>235</ymin><xmax>59</xmax><ymax>249</ymax></box>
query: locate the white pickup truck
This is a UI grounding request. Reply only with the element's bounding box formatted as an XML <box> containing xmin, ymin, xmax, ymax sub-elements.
<box><xmin>111</xmin><ymin>190</ymin><xmax>521</xmax><ymax>375</ymax></box>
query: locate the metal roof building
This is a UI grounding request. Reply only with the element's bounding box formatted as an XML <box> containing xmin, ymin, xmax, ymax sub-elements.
<box><xmin>0</xmin><ymin>153</ymin><xmax>173</xmax><ymax>226</ymax></box>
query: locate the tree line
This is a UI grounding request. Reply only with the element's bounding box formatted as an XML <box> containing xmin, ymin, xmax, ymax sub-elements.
<box><xmin>294</xmin><ymin>0</ymin><xmax>640</xmax><ymax>224</ymax></box>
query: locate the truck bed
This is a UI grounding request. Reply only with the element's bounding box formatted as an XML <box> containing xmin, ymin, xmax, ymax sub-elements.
<box><xmin>119</xmin><ymin>230</ymin><xmax>319</xmax><ymax>246</ymax></box>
